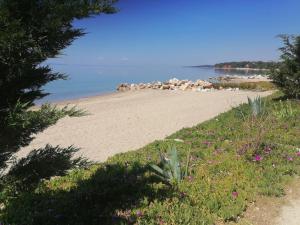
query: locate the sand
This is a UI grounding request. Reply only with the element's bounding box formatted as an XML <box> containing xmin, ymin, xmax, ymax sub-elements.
<box><xmin>275</xmin><ymin>178</ymin><xmax>300</xmax><ymax>225</ymax></box>
<box><xmin>19</xmin><ymin>89</ymin><xmax>272</xmax><ymax>162</ymax></box>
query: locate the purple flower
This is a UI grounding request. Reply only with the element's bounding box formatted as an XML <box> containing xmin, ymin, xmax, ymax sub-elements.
<box><xmin>232</xmin><ymin>191</ymin><xmax>238</xmax><ymax>199</ymax></box>
<box><xmin>264</xmin><ymin>146</ymin><xmax>272</xmax><ymax>154</ymax></box>
<box><xmin>287</xmin><ymin>157</ymin><xmax>293</xmax><ymax>161</ymax></box>
<box><xmin>254</xmin><ymin>155</ymin><xmax>262</xmax><ymax>162</ymax></box>
<box><xmin>296</xmin><ymin>151</ymin><xmax>300</xmax><ymax>157</ymax></box>
<box><xmin>136</xmin><ymin>210</ymin><xmax>143</xmax><ymax>217</ymax></box>
<box><xmin>203</xmin><ymin>141</ymin><xmax>212</xmax><ymax>146</ymax></box>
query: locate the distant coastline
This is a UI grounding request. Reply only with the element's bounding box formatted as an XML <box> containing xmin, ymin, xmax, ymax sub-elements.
<box><xmin>188</xmin><ymin>60</ymin><xmax>280</xmax><ymax>71</ymax></box>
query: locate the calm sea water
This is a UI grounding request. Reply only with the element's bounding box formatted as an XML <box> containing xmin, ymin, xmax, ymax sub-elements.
<box><xmin>40</xmin><ymin>64</ymin><xmax>265</xmax><ymax>103</ymax></box>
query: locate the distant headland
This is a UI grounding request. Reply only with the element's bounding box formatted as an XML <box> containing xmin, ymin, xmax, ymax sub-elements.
<box><xmin>189</xmin><ymin>61</ymin><xmax>280</xmax><ymax>70</ymax></box>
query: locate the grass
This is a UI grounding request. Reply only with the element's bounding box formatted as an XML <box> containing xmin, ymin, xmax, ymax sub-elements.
<box><xmin>1</xmin><ymin>93</ymin><xmax>299</xmax><ymax>225</ymax></box>
<box><xmin>212</xmin><ymin>81</ymin><xmax>276</xmax><ymax>91</ymax></box>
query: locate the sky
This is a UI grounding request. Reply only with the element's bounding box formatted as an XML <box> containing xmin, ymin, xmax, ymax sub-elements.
<box><xmin>49</xmin><ymin>0</ymin><xmax>300</xmax><ymax>67</ymax></box>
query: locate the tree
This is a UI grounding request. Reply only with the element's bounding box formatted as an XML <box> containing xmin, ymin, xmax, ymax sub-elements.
<box><xmin>270</xmin><ymin>35</ymin><xmax>300</xmax><ymax>99</ymax></box>
<box><xmin>0</xmin><ymin>0</ymin><xmax>117</xmax><ymax>189</ymax></box>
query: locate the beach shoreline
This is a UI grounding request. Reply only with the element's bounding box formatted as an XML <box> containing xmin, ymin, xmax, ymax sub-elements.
<box><xmin>21</xmin><ymin>89</ymin><xmax>273</xmax><ymax>162</ymax></box>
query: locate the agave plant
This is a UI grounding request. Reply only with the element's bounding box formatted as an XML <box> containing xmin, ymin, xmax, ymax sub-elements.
<box><xmin>150</xmin><ymin>146</ymin><xmax>190</xmax><ymax>185</ymax></box>
<box><xmin>247</xmin><ymin>96</ymin><xmax>266</xmax><ymax>117</ymax></box>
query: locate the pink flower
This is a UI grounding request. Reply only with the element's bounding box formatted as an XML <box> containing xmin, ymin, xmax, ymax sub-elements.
<box><xmin>187</xmin><ymin>176</ymin><xmax>193</xmax><ymax>182</ymax></box>
<box><xmin>203</xmin><ymin>141</ymin><xmax>212</xmax><ymax>146</ymax></box>
<box><xmin>296</xmin><ymin>152</ymin><xmax>300</xmax><ymax>157</ymax></box>
<box><xmin>136</xmin><ymin>210</ymin><xmax>143</xmax><ymax>217</ymax></box>
<box><xmin>254</xmin><ymin>155</ymin><xmax>262</xmax><ymax>162</ymax></box>
<box><xmin>232</xmin><ymin>191</ymin><xmax>238</xmax><ymax>199</ymax></box>
<box><xmin>287</xmin><ymin>157</ymin><xmax>293</xmax><ymax>161</ymax></box>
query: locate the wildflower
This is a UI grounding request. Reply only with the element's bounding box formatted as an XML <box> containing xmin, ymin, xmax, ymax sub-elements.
<box><xmin>296</xmin><ymin>151</ymin><xmax>300</xmax><ymax>157</ymax></box>
<box><xmin>232</xmin><ymin>191</ymin><xmax>238</xmax><ymax>199</ymax></box>
<box><xmin>254</xmin><ymin>155</ymin><xmax>262</xmax><ymax>162</ymax></box>
<box><xmin>203</xmin><ymin>141</ymin><xmax>212</xmax><ymax>146</ymax></box>
<box><xmin>136</xmin><ymin>210</ymin><xmax>143</xmax><ymax>217</ymax></box>
<box><xmin>187</xmin><ymin>176</ymin><xmax>193</xmax><ymax>182</ymax></box>
<box><xmin>264</xmin><ymin>146</ymin><xmax>272</xmax><ymax>154</ymax></box>
<box><xmin>214</xmin><ymin>148</ymin><xmax>223</xmax><ymax>155</ymax></box>
<box><xmin>287</xmin><ymin>157</ymin><xmax>293</xmax><ymax>161</ymax></box>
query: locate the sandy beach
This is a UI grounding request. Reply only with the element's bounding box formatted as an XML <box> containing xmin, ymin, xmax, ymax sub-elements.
<box><xmin>19</xmin><ymin>90</ymin><xmax>272</xmax><ymax>162</ymax></box>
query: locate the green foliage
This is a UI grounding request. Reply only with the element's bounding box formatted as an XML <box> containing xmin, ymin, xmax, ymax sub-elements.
<box><xmin>1</xmin><ymin>94</ymin><xmax>299</xmax><ymax>225</ymax></box>
<box><xmin>273</xmin><ymin>100</ymin><xmax>297</xmax><ymax>119</ymax></box>
<box><xmin>0</xmin><ymin>0</ymin><xmax>117</xmax><ymax>109</ymax></box>
<box><xmin>215</xmin><ymin>61</ymin><xmax>280</xmax><ymax>70</ymax></box>
<box><xmin>270</xmin><ymin>35</ymin><xmax>300</xmax><ymax>99</ymax></box>
<box><xmin>212</xmin><ymin>81</ymin><xmax>276</xmax><ymax>91</ymax></box>
<box><xmin>1</xmin><ymin>145</ymin><xmax>89</xmax><ymax>193</ymax></box>
<box><xmin>0</xmin><ymin>0</ymin><xmax>117</xmax><ymax>205</ymax></box>
<box><xmin>0</xmin><ymin>102</ymin><xmax>88</xmax><ymax>170</ymax></box>
<box><xmin>150</xmin><ymin>146</ymin><xmax>190</xmax><ymax>185</ymax></box>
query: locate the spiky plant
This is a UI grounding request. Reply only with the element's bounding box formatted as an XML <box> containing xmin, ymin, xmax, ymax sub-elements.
<box><xmin>247</xmin><ymin>96</ymin><xmax>266</xmax><ymax>117</ymax></box>
<box><xmin>150</xmin><ymin>146</ymin><xmax>190</xmax><ymax>185</ymax></box>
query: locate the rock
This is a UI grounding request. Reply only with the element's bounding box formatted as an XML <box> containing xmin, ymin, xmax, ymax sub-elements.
<box><xmin>161</xmin><ymin>84</ymin><xmax>170</xmax><ymax>90</ymax></box>
<box><xmin>139</xmin><ymin>83</ymin><xmax>146</xmax><ymax>89</ymax></box>
<box><xmin>169</xmin><ymin>78</ymin><xmax>179</xmax><ymax>85</ymax></box>
<box><xmin>117</xmin><ymin>78</ymin><xmax>214</xmax><ymax>92</ymax></box>
<box><xmin>169</xmin><ymin>84</ymin><xmax>176</xmax><ymax>90</ymax></box>
<box><xmin>203</xmin><ymin>83</ymin><xmax>213</xmax><ymax>89</ymax></box>
<box><xmin>117</xmin><ymin>83</ymin><xmax>130</xmax><ymax>91</ymax></box>
<box><xmin>179</xmin><ymin>83</ymin><xmax>190</xmax><ymax>91</ymax></box>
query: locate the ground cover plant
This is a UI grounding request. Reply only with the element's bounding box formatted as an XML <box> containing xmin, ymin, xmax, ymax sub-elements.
<box><xmin>212</xmin><ymin>81</ymin><xmax>276</xmax><ymax>91</ymax></box>
<box><xmin>0</xmin><ymin>93</ymin><xmax>299</xmax><ymax>225</ymax></box>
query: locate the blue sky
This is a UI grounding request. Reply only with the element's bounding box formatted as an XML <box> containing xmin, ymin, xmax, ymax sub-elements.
<box><xmin>50</xmin><ymin>0</ymin><xmax>300</xmax><ymax>66</ymax></box>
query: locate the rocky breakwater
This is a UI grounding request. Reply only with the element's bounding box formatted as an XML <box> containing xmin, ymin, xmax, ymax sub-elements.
<box><xmin>117</xmin><ymin>78</ymin><xmax>214</xmax><ymax>92</ymax></box>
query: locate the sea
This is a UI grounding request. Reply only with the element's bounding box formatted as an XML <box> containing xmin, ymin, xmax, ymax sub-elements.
<box><xmin>39</xmin><ymin>64</ymin><xmax>266</xmax><ymax>103</ymax></box>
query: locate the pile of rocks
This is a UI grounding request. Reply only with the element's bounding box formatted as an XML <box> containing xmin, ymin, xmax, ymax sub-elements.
<box><xmin>117</xmin><ymin>78</ymin><xmax>214</xmax><ymax>92</ymax></box>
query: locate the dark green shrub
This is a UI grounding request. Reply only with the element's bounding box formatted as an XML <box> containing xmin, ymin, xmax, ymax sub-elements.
<box><xmin>0</xmin><ymin>0</ymin><xmax>117</xmax><ymax>193</ymax></box>
<box><xmin>270</xmin><ymin>35</ymin><xmax>300</xmax><ymax>99</ymax></box>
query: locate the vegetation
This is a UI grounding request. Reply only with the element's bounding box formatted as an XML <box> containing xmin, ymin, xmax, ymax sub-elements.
<box><xmin>270</xmin><ymin>35</ymin><xmax>300</xmax><ymax>99</ymax></box>
<box><xmin>1</xmin><ymin>1</ymin><xmax>299</xmax><ymax>224</ymax></box>
<box><xmin>0</xmin><ymin>0</ymin><xmax>117</xmax><ymax>191</ymax></box>
<box><xmin>1</xmin><ymin>93</ymin><xmax>299</xmax><ymax>225</ymax></box>
<box><xmin>212</xmin><ymin>81</ymin><xmax>276</xmax><ymax>91</ymax></box>
<box><xmin>247</xmin><ymin>96</ymin><xmax>266</xmax><ymax>117</ymax></box>
<box><xmin>215</xmin><ymin>61</ymin><xmax>280</xmax><ymax>70</ymax></box>
<box><xmin>150</xmin><ymin>146</ymin><xmax>191</xmax><ymax>186</ymax></box>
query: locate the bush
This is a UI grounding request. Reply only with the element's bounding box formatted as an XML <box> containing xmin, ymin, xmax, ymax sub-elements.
<box><xmin>212</xmin><ymin>81</ymin><xmax>276</xmax><ymax>91</ymax></box>
<box><xmin>270</xmin><ymin>35</ymin><xmax>300</xmax><ymax>99</ymax></box>
<box><xmin>0</xmin><ymin>0</ymin><xmax>117</xmax><ymax>197</ymax></box>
